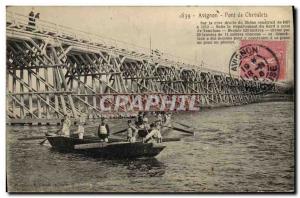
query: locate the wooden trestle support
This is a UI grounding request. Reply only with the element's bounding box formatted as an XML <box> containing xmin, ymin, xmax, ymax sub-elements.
<box><xmin>6</xmin><ymin>12</ymin><xmax>277</xmax><ymax>125</ymax></box>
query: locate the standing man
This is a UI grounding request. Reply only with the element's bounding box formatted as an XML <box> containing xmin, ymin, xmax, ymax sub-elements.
<box><xmin>98</xmin><ymin>118</ymin><xmax>110</xmax><ymax>142</ymax></box>
<box><xmin>135</xmin><ymin>112</ymin><xmax>144</xmax><ymax>126</ymax></box>
<box><xmin>77</xmin><ymin>113</ymin><xmax>86</xmax><ymax>139</ymax></box>
<box><xmin>157</xmin><ymin>112</ymin><xmax>164</xmax><ymax>126</ymax></box>
<box><xmin>34</xmin><ymin>13</ymin><xmax>40</xmax><ymax>29</ymax></box>
<box><xmin>27</xmin><ymin>10</ymin><xmax>35</xmax><ymax>31</ymax></box>
<box><xmin>77</xmin><ymin>123</ymin><xmax>84</xmax><ymax>139</ymax></box>
<box><xmin>138</xmin><ymin>117</ymin><xmax>151</xmax><ymax>142</ymax></box>
<box><xmin>127</xmin><ymin>120</ymin><xmax>138</xmax><ymax>143</ymax></box>
<box><xmin>61</xmin><ymin>114</ymin><xmax>71</xmax><ymax>137</ymax></box>
<box><xmin>141</xmin><ymin>117</ymin><xmax>151</xmax><ymax>131</ymax></box>
<box><xmin>164</xmin><ymin>113</ymin><xmax>172</xmax><ymax>127</ymax></box>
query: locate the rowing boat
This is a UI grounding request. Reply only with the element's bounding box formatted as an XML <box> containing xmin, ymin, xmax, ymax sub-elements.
<box><xmin>46</xmin><ymin>134</ymin><xmax>167</xmax><ymax>159</ymax></box>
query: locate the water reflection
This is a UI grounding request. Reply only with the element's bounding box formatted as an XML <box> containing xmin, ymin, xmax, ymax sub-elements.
<box><xmin>123</xmin><ymin>158</ymin><xmax>166</xmax><ymax>177</ymax></box>
<box><xmin>48</xmin><ymin>148</ymin><xmax>166</xmax><ymax>178</ymax></box>
<box><xmin>7</xmin><ymin>102</ymin><xmax>294</xmax><ymax>192</ymax></box>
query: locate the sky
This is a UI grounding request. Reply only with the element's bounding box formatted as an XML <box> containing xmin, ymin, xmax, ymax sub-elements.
<box><xmin>7</xmin><ymin>6</ymin><xmax>294</xmax><ymax>81</ymax></box>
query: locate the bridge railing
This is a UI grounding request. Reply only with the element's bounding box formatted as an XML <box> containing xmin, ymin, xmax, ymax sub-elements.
<box><xmin>6</xmin><ymin>11</ymin><xmax>245</xmax><ymax>79</ymax></box>
<box><xmin>7</xmin><ymin>12</ymin><xmax>150</xmax><ymax>56</ymax></box>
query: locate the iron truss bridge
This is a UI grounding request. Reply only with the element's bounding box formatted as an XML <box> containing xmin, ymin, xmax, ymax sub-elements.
<box><xmin>6</xmin><ymin>12</ymin><xmax>279</xmax><ymax>125</ymax></box>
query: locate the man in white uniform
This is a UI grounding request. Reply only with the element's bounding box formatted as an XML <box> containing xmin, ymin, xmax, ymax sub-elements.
<box><xmin>61</xmin><ymin>114</ymin><xmax>71</xmax><ymax>137</ymax></box>
<box><xmin>98</xmin><ymin>118</ymin><xmax>110</xmax><ymax>142</ymax></box>
<box><xmin>77</xmin><ymin>113</ymin><xmax>86</xmax><ymax>139</ymax></box>
<box><xmin>145</xmin><ymin>122</ymin><xmax>162</xmax><ymax>143</ymax></box>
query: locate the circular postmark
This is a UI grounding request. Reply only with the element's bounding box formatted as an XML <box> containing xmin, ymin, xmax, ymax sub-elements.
<box><xmin>229</xmin><ymin>44</ymin><xmax>280</xmax><ymax>82</ymax></box>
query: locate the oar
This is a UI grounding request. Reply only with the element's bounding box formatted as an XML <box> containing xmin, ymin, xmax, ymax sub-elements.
<box><xmin>39</xmin><ymin>138</ymin><xmax>48</xmax><ymax>145</ymax></box>
<box><xmin>194</xmin><ymin>128</ymin><xmax>220</xmax><ymax>132</ymax></box>
<box><xmin>164</xmin><ymin>126</ymin><xmax>195</xmax><ymax>136</ymax></box>
<box><xmin>18</xmin><ymin>136</ymin><xmax>46</xmax><ymax>141</ymax></box>
<box><xmin>112</xmin><ymin>128</ymin><xmax>127</xmax><ymax>135</ymax></box>
<box><xmin>173</xmin><ymin>121</ymin><xmax>192</xmax><ymax>128</ymax></box>
<box><xmin>162</xmin><ymin>137</ymin><xmax>181</xmax><ymax>142</ymax></box>
<box><xmin>173</xmin><ymin>121</ymin><xmax>219</xmax><ymax>132</ymax></box>
<box><xmin>172</xmin><ymin>127</ymin><xmax>195</xmax><ymax>135</ymax></box>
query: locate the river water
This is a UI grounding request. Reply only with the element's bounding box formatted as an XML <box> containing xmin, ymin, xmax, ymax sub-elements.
<box><xmin>6</xmin><ymin>101</ymin><xmax>294</xmax><ymax>192</ymax></box>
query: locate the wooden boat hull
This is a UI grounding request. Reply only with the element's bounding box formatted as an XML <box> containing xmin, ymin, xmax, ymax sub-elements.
<box><xmin>46</xmin><ymin>135</ymin><xmax>166</xmax><ymax>159</ymax></box>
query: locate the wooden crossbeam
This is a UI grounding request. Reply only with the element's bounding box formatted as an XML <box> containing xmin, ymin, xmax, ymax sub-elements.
<box><xmin>7</xmin><ymin>64</ymin><xmax>66</xmax><ymax>70</ymax></box>
<box><xmin>8</xmin><ymin>70</ymin><xmax>66</xmax><ymax>117</ymax></box>
<box><xmin>65</xmin><ymin>72</ymin><xmax>121</xmax><ymax>77</ymax></box>
<box><xmin>7</xmin><ymin>91</ymin><xmax>75</xmax><ymax>95</ymax></box>
<box><xmin>7</xmin><ymin>94</ymin><xmax>39</xmax><ymax>119</ymax></box>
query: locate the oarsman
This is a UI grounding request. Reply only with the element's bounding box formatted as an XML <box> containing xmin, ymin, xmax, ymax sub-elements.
<box><xmin>127</xmin><ymin>120</ymin><xmax>138</xmax><ymax>143</ymax></box>
<box><xmin>145</xmin><ymin>122</ymin><xmax>162</xmax><ymax>143</ymax></box>
<box><xmin>98</xmin><ymin>118</ymin><xmax>110</xmax><ymax>142</ymax></box>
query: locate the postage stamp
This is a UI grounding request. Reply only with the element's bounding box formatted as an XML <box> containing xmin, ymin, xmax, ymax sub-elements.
<box><xmin>229</xmin><ymin>40</ymin><xmax>287</xmax><ymax>82</ymax></box>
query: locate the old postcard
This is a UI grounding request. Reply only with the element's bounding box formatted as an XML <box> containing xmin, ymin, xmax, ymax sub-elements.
<box><xmin>6</xmin><ymin>6</ymin><xmax>294</xmax><ymax>192</ymax></box>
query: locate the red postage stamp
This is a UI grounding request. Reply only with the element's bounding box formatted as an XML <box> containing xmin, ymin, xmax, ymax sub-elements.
<box><xmin>229</xmin><ymin>40</ymin><xmax>287</xmax><ymax>82</ymax></box>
